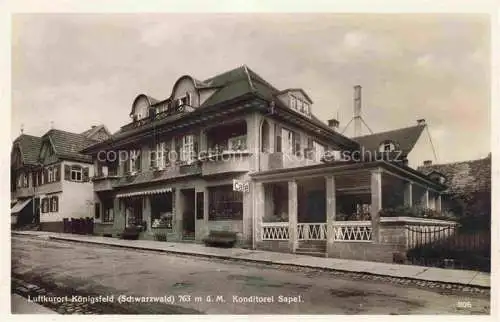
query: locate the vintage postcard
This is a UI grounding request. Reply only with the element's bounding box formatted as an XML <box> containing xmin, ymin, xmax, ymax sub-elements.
<box><xmin>4</xmin><ymin>0</ymin><xmax>497</xmax><ymax>319</ymax></box>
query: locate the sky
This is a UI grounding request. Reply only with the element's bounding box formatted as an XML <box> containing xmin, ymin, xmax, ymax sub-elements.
<box><xmin>11</xmin><ymin>13</ymin><xmax>491</xmax><ymax>164</ymax></box>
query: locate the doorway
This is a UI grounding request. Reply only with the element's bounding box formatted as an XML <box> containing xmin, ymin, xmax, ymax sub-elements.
<box><xmin>181</xmin><ymin>189</ymin><xmax>196</xmax><ymax>240</ymax></box>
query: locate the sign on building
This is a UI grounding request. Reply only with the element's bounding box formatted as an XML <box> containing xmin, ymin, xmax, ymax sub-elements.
<box><xmin>233</xmin><ymin>179</ymin><xmax>250</xmax><ymax>192</ymax></box>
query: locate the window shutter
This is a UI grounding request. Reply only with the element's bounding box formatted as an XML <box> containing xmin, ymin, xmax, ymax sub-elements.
<box><xmin>94</xmin><ymin>202</ymin><xmax>101</xmax><ymax>219</ymax></box>
<box><xmin>275</xmin><ymin>124</ymin><xmax>282</xmax><ymax>153</ymax></box>
<box><xmin>55</xmin><ymin>164</ymin><xmax>61</xmax><ymax>181</ymax></box>
<box><xmin>175</xmin><ymin>136</ymin><xmax>182</xmax><ymax>162</ymax></box>
<box><xmin>54</xmin><ymin>196</ymin><xmax>59</xmax><ymax>212</ymax></box>
<box><xmin>41</xmin><ymin>198</ymin><xmax>46</xmax><ymax>213</ymax></box>
<box><xmin>83</xmin><ymin>167</ymin><xmax>90</xmax><ymax>181</ymax></box>
<box><xmin>193</xmin><ymin>134</ymin><xmax>199</xmax><ymax>155</ymax></box>
<box><xmin>294</xmin><ymin>133</ymin><xmax>301</xmax><ymax>156</ymax></box>
<box><xmin>64</xmin><ymin>165</ymin><xmax>71</xmax><ymax>180</ymax></box>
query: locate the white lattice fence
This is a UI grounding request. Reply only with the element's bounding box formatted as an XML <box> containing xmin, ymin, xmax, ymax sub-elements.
<box><xmin>261</xmin><ymin>222</ymin><xmax>289</xmax><ymax>240</ymax></box>
<box><xmin>333</xmin><ymin>221</ymin><xmax>372</xmax><ymax>242</ymax></box>
<box><xmin>297</xmin><ymin>223</ymin><xmax>327</xmax><ymax>240</ymax></box>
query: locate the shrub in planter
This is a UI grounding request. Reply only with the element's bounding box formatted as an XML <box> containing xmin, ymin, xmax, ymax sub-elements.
<box><xmin>121</xmin><ymin>225</ymin><xmax>141</xmax><ymax>240</ymax></box>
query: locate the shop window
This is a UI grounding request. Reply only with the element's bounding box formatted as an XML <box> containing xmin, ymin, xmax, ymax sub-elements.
<box><xmin>151</xmin><ymin>193</ymin><xmax>173</xmax><ymax>229</ymax></box>
<box><xmin>208</xmin><ymin>185</ymin><xmax>243</xmax><ymax>221</ymax></box>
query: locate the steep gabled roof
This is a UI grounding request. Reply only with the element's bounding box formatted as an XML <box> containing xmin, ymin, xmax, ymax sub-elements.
<box><xmin>42</xmin><ymin>129</ymin><xmax>98</xmax><ymax>163</ymax></box>
<box><xmin>353</xmin><ymin>124</ymin><xmax>426</xmax><ymax>157</ymax></box>
<box><xmin>201</xmin><ymin>65</ymin><xmax>278</xmax><ymax>107</ymax></box>
<box><xmin>417</xmin><ymin>155</ymin><xmax>491</xmax><ymax>194</ymax></box>
<box><xmin>12</xmin><ymin>134</ymin><xmax>42</xmax><ymax>166</ymax></box>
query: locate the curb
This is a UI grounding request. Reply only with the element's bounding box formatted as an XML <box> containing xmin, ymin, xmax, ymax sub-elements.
<box><xmin>14</xmin><ymin>232</ymin><xmax>490</xmax><ymax>290</ymax></box>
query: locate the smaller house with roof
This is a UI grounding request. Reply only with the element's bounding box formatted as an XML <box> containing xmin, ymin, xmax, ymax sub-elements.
<box><xmin>417</xmin><ymin>154</ymin><xmax>491</xmax><ymax>224</ymax></box>
<box><xmin>11</xmin><ymin>125</ymin><xmax>111</xmax><ymax>231</ymax></box>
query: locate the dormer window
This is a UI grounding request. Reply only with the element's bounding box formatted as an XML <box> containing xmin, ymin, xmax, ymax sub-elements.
<box><xmin>289</xmin><ymin>95</ymin><xmax>310</xmax><ymax>117</ymax></box>
<box><xmin>177</xmin><ymin>92</ymin><xmax>191</xmax><ymax>108</ymax></box>
<box><xmin>379</xmin><ymin>140</ymin><xmax>396</xmax><ymax>153</ymax></box>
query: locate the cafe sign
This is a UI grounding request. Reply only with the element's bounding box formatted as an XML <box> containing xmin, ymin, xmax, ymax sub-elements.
<box><xmin>233</xmin><ymin>179</ymin><xmax>250</xmax><ymax>193</ymax></box>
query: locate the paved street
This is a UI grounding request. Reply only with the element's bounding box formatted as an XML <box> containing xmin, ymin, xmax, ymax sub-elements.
<box><xmin>12</xmin><ymin>235</ymin><xmax>490</xmax><ymax>314</ymax></box>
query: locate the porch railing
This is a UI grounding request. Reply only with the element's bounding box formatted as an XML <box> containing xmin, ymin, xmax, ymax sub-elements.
<box><xmin>261</xmin><ymin>221</ymin><xmax>373</xmax><ymax>242</ymax></box>
<box><xmin>333</xmin><ymin>221</ymin><xmax>372</xmax><ymax>242</ymax></box>
<box><xmin>297</xmin><ymin>223</ymin><xmax>327</xmax><ymax>240</ymax></box>
<box><xmin>261</xmin><ymin>222</ymin><xmax>289</xmax><ymax>240</ymax></box>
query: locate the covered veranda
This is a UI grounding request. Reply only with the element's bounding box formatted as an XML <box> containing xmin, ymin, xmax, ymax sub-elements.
<box><xmin>251</xmin><ymin>160</ymin><xmax>447</xmax><ymax>259</ymax></box>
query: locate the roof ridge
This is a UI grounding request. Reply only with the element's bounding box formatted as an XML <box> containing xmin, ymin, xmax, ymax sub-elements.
<box><xmin>353</xmin><ymin>124</ymin><xmax>425</xmax><ymax>139</ymax></box>
<box><xmin>244</xmin><ymin>66</ymin><xmax>280</xmax><ymax>92</ymax></box>
<box><xmin>202</xmin><ymin>65</ymin><xmax>246</xmax><ymax>84</ymax></box>
<box><xmin>243</xmin><ymin>64</ymin><xmax>255</xmax><ymax>92</ymax></box>
<box><xmin>419</xmin><ymin>156</ymin><xmax>490</xmax><ymax>168</ymax></box>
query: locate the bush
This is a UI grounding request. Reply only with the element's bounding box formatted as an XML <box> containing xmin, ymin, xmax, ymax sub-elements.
<box><xmin>379</xmin><ymin>205</ymin><xmax>456</xmax><ymax>221</ymax></box>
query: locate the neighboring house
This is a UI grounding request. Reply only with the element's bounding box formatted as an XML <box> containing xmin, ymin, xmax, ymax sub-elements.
<box><xmin>10</xmin><ymin>125</ymin><xmax>111</xmax><ymax>231</ymax></box>
<box><xmin>81</xmin><ymin>65</ymin><xmax>448</xmax><ymax>264</ymax></box>
<box><xmin>352</xmin><ymin>119</ymin><xmax>436</xmax><ymax>169</ymax></box>
<box><xmin>417</xmin><ymin>154</ymin><xmax>491</xmax><ymax>222</ymax></box>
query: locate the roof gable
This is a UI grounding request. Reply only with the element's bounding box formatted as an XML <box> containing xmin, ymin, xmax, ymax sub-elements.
<box><xmin>417</xmin><ymin>156</ymin><xmax>491</xmax><ymax>193</ymax></box>
<box><xmin>42</xmin><ymin>129</ymin><xmax>97</xmax><ymax>163</ymax></box>
<box><xmin>353</xmin><ymin>125</ymin><xmax>426</xmax><ymax>157</ymax></box>
<box><xmin>12</xmin><ymin>134</ymin><xmax>42</xmax><ymax>166</ymax></box>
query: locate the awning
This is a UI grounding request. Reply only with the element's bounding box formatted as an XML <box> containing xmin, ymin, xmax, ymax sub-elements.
<box><xmin>11</xmin><ymin>199</ymin><xmax>32</xmax><ymax>214</ymax></box>
<box><xmin>116</xmin><ymin>187</ymin><xmax>173</xmax><ymax>198</ymax></box>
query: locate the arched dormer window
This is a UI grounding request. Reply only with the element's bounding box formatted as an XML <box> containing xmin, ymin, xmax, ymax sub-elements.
<box><xmin>378</xmin><ymin>140</ymin><xmax>397</xmax><ymax>153</ymax></box>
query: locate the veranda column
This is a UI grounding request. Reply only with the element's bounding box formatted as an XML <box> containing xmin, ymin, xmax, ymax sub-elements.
<box><xmin>404</xmin><ymin>181</ymin><xmax>413</xmax><ymax>206</ymax></box>
<box><xmin>175</xmin><ymin>188</ymin><xmax>184</xmax><ymax>241</ymax></box>
<box><xmin>325</xmin><ymin>175</ymin><xmax>336</xmax><ymax>256</ymax></box>
<box><xmin>288</xmin><ymin>180</ymin><xmax>298</xmax><ymax>253</ymax></box>
<box><xmin>370</xmin><ymin>169</ymin><xmax>382</xmax><ymax>243</ymax></box>
<box><xmin>143</xmin><ymin>196</ymin><xmax>152</xmax><ymax>232</ymax></box>
<box><xmin>436</xmin><ymin>194</ymin><xmax>442</xmax><ymax>212</ymax></box>
<box><xmin>254</xmin><ymin>182</ymin><xmax>265</xmax><ymax>248</ymax></box>
<box><xmin>421</xmin><ymin>189</ymin><xmax>429</xmax><ymax>208</ymax></box>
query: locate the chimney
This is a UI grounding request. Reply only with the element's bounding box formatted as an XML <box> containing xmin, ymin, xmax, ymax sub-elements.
<box><xmin>327</xmin><ymin>118</ymin><xmax>340</xmax><ymax>130</ymax></box>
<box><xmin>417</xmin><ymin>119</ymin><xmax>426</xmax><ymax>125</ymax></box>
<box><xmin>353</xmin><ymin>85</ymin><xmax>362</xmax><ymax>136</ymax></box>
<box><xmin>423</xmin><ymin>160</ymin><xmax>432</xmax><ymax>166</ymax></box>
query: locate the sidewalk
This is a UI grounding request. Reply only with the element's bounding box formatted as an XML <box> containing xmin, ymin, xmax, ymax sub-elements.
<box><xmin>13</xmin><ymin>230</ymin><xmax>490</xmax><ymax>288</ymax></box>
<box><xmin>11</xmin><ymin>294</ymin><xmax>57</xmax><ymax>314</ymax></box>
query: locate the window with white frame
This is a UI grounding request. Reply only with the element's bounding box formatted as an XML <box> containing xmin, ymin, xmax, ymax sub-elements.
<box><xmin>50</xmin><ymin>196</ymin><xmax>59</xmax><ymax>212</ymax></box>
<box><xmin>181</xmin><ymin>135</ymin><xmax>194</xmax><ymax>163</ymax></box>
<box><xmin>178</xmin><ymin>92</ymin><xmax>191</xmax><ymax>108</ymax></box>
<box><xmin>152</xmin><ymin>142</ymin><xmax>169</xmax><ymax>169</ymax></box>
<box><xmin>290</xmin><ymin>96</ymin><xmax>297</xmax><ymax>110</ymax></box>
<box><xmin>71</xmin><ymin>166</ymin><xmax>83</xmax><ymax>181</ymax></box>
<box><xmin>379</xmin><ymin>141</ymin><xmax>396</xmax><ymax>153</ymax></box>
<box><xmin>281</xmin><ymin>128</ymin><xmax>300</xmax><ymax>155</ymax></box>
<box><xmin>48</xmin><ymin>168</ymin><xmax>54</xmax><ymax>182</ymax></box>
<box><xmin>129</xmin><ymin>150</ymin><xmax>141</xmax><ymax>173</ymax></box>
<box><xmin>313</xmin><ymin>141</ymin><xmax>326</xmax><ymax>161</ymax></box>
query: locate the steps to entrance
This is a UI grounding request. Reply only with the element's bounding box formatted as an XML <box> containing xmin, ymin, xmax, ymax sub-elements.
<box><xmin>296</xmin><ymin>240</ymin><xmax>327</xmax><ymax>257</ymax></box>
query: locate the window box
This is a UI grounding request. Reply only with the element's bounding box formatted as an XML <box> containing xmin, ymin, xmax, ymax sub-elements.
<box><xmin>152</xmin><ymin>212</ymin><xmax>173</xmax><ymax>229</ymax></box>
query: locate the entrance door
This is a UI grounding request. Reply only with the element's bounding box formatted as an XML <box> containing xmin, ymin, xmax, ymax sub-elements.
<box><xmin>182</xmin><ymin>189</ymin><xmax>196</xmax><ymax>239</ymax></box>
<box><xmin>306</xmin><ymin>190</ymin><xmax>326</xmax><ymax>223</ymax></box>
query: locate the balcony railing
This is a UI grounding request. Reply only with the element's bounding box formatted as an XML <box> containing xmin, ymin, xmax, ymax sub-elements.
<box><xmin>120</xmin><ymin>103</ymin><xmax>194</xmax><ymax>132</ymax></box>
<box><xmin>92</xmin><ymin>175</ymin><xmax>120</xmax><ymax>192</ymax></box>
